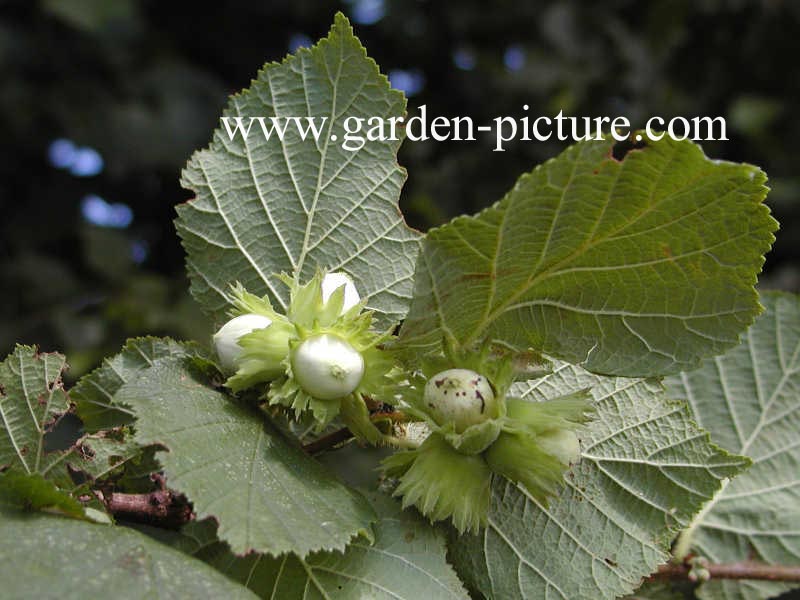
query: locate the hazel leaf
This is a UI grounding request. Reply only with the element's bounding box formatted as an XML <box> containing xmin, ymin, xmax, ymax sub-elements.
<box><xmin>72</xmin><ymin>336</ymin><xmax>198</xmax><ymax>432</ymax></box>
<box><xmin>0</xmin><ymin>345</ymin><xmax>75</xmax><ymax>487</ymax></box>
<box><xmin>0</xmin><ymin>507</ymin><xmax>256</xmax><ymax>598</ymax></box>
<box><xmin>153</xmin><ymin>489</ymin><xmax>469</xmax><ymax>600</ymax></box>
<box><xmin>399</xmin><ymin>136</ymin><xmax>776</xmax><ymax>377</ymax></box>
<box><xmin>176</xmin><ymin>13</ymin><xmax>421</xmax><ymax>330</ymax></box>
<box><xmin>665</xmin><ymin>292</ymin><xmax>800</xmax><ymax>600</ymax></box>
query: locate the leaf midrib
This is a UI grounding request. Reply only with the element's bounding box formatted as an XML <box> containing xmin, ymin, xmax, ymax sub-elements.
<box><xmin>295</xmin><ymin>32</ymin><xmax>344</xmax><ymax>278</ymax></box>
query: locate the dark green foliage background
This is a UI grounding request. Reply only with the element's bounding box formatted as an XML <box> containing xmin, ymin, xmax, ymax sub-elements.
<box><xmin>2</xmin><ymin>0</ymin><xmax>799</xmax><ymax>379</ymax></box>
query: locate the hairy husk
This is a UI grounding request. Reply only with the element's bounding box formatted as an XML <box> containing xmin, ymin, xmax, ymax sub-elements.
<box><xmin>383</xmin><ymin>432</ymin><xmax>492</xmax><ymax>534</ymax></box>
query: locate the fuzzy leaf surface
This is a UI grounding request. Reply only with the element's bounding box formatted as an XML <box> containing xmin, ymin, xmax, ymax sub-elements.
<box><xmin>0</xmin><ymin>470</ymin><xmax>85</xmax><ymax>518</ymax></box>
<box><xmin>449</xmin><ymin>362</ymin><xmax>749</xmax><ymax>600</ymax></box>
<box><xmin>177</xmin><ymin>13</ymin><xmax>421</xmax><ymax>328</ymax></box>
<box><xmin>399</xmin><ymin>136</ymin><xmax>776</xmax><ymax>376</ymax></box>
<box><xmin>666</xmin><ymin>292</ymin><xmax>800</xmax><ymax>600</ymax></box>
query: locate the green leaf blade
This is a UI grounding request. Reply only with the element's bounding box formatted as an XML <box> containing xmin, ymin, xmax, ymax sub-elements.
<box><xmin>0</xmin><ymin>345</ymin><xmax>73</xmax><ymax>481</ymax></box>
<box><xmin>399</xmin><ymin>136</ymin><xmax>776</xmax><ymax>376</ymax></box>
<box><xmin>665</xmin><ymin>291</ymin><xmax>800</xmax><ymax>600</ymax></box>
<box><xmin>177</xmin><ymin>13</ymin><xmax>421</xmax><ymax>328</ymax></box>
<box><xmin>75</xmin><ymin>433</ymin><xmax>159</xmax><ymax>491</ymax></box>
<box><xmin>624</xmin><ymin>581</ymin><xmax>684</xmax><ymax>600</ymax></box>
<box><xmin>181</xmin><ymin>490</ymin><xmax>469</xmax><ymax>599</ymax></box>
<box><xmin>72</xmin><ymin>336</ymin><xmax>197</xmax><ymax>432</ymax></box>
<box><xmin>0</xmin><ymin>508</ymin><xmax>257</xmax><ymax>599</ymax></box>
<box><xmin>108</xmin><ymin>339</ymin><xmax>375</xmax><ymax>556</ymax></box>
<box><xmin>0</xmin><ymin>470</ymin><xmax>85</xmax><ymax>518</ymax></box>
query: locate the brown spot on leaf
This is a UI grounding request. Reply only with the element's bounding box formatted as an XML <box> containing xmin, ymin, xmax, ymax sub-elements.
<box><xmin>115</xmin><ymin>549</ymin><xmax>148</xmax><ymax>576</ymax></box>
<box><xmin>77</xmin><ymin>444</ymin><xmax>95</xmax><ymax>460</ymax></box>
<box><xmin>460</xmin><ymin>272</ymin><xmax>493</xmax><ymax>281</ymax></box>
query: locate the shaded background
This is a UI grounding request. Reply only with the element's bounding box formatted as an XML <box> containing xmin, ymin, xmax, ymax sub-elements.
<box><xmin>2</xmin><ymin>0</ymin><xmax>799</xmax><ymax>382</ymax></box>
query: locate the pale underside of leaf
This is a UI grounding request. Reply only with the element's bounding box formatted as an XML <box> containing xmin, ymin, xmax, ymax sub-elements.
<box><xmin>399</xmin><ymin>136</ymin><xmax>776</xmax><ymax>377</ymax></box>
<box><xmin>0</xmin><ymin>345</ymin><xmax>75</xmax><ymax>485</ymax></box>
<box><xmin>666</xmin><ymin>291</ymin><xmax>800</xmax><ymax>600</ymax></box>
<box><xmin>449</xmin><ymin>361</ymin><xmax>748</xmax><ymax>600</ymax></box>
<box><xmin>177</xmin><ymin>13</ymin><xmax>421</xmax><ymax>329</ymax></box>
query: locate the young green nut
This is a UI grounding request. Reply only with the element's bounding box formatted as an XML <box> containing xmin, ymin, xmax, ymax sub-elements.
<box><xmin>423</xmin><ymin>368</ymin><xmax>498</xmax><ymax>433</ymax></box>
<box><xmin>321</xmin><ymin>271</ymin><xmax>361</xmax><ymax>313</ymax></box>
<box><xmin>213</xmin><ymin>313</ymin><xmax>273</xmax><ymax>370</ymax></box>
<box><xmin>291</xmin><ymin>333</ymin><xmax>365</xmax><ymax>400</ymax></box>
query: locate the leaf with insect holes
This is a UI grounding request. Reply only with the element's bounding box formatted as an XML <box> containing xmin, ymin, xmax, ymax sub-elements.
<box><xmin>398</xmin><ymin>136</ymin><xmax>776</xmax><ymax>377</ymax></box>
<box><xmin>0</xmin><ymin>345</ymin><xmax>76</xmax><ymax>487</ymax></box>
<box><xmin>665</xmin><ymin>292</ymin><xmax>800</xmax><ymax>600</ymax></box>
<box><xmin>176</xmin><ymin>12</ymin><xmax>421</xmax><ymax>330</ymax></box>
<box><xmin>447</xmin><ymin>361</ymin><xmax>749</xmax><ymax>600</ymax></box>
<box><xmin>74</xmin><ymin>433</ymin><xmax>162</xmax><ymax>493</ymax></box>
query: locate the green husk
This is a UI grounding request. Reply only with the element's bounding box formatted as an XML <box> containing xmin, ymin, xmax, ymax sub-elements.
<box><xmin>221</xmin><ymin>272</ymin><xmax>398</xmax><ymax>440</ymax></box>
<box><xmin>224</xmin><ymin>318</ymin><xmax>295</xmax><ymax>391</ymax></box>
<box><xmin>484</xmin><ymin>430</ymin><xmax>569</xmax><ymax>504</ymax></box>
<box><xmin>383</xmin><ymin>432</ymin><xmax>492</xmax><ymax>533</ymax></box>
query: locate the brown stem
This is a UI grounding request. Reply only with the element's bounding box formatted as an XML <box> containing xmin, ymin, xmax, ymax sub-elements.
<box><xmin>302</xmin><ymin>427</ymin><xmax>354</xmax><ymax>454</ymax></box>
<box><xmin>302</xmin><ymin>410</ymin><xmax>409</xmax><ymax>455</ymax></box>
<box><xmin>654</xmin><ymin>561</ymin><xmax>800</xmax><ymax>583</ymax></box>
<box><xmin>95</xmin><ymin>490</ymin><xmax>193</xmax><ymax>529</ymax></box>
